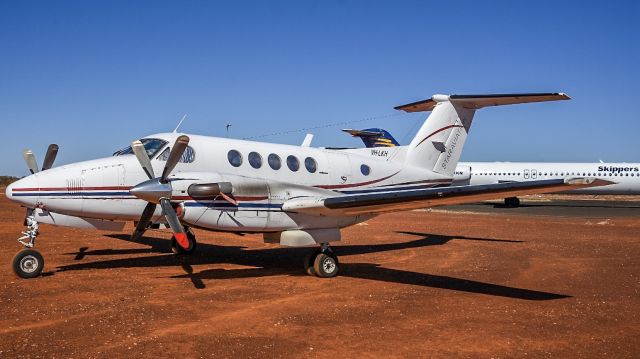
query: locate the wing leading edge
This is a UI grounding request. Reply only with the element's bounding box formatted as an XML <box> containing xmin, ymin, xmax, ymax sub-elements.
<box><xmin>282</xmin><ymin>178</ymin><xmax>613</xmax><ymax>216</ymax></box>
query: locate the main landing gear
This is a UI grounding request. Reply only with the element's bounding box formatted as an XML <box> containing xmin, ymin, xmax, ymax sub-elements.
<box><xmin>170</xmin><ymin>226</ymin><xmax>197</xmax><ymax>255</ymax></box>
<box><xmin>12</xmin><ymin>213</ymin><xmax>45</xmax><ymax>279</ymax></box>
<box><xmin>504</xmin><ymin>197</ymin><xmax>521</xmax><ymax>208</ymax></box>
<box><xmin>304</xmin><ymin>243</ymin><xmax>339</xmax><ymax>278</ymax></box>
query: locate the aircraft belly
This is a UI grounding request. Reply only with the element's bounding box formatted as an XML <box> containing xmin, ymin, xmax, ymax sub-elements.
<box><xmin>182</xmin><ymin>204</ymin><xmax>371</xmax><ymax>232</ymax></box>
<box><xmin>184</xmin><ymin>207</ymin><xmax>271</xmax><ymax>231</ymax></box>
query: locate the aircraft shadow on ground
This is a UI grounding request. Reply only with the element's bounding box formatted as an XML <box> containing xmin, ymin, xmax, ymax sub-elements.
<box><xmin>57</xmin><ymin>232</ymin><xmax>567</xmax><ymax>301</ymax></box>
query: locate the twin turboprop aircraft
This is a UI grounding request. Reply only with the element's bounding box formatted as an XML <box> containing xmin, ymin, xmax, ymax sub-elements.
<box><xmin>6</xmin><ymin>93</ymin><xmax>611</xmax><ymax>279</ymax></box>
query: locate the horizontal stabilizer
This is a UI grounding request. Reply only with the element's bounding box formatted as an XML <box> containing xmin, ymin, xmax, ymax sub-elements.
<box><xmin>395</xmin><ymin>93</ymin><xmax>570</xmax><ymax>112</ymax></box>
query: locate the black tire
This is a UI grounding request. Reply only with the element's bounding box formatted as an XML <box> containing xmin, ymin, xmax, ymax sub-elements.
<box><xmin>171</xmin><ymin>230</ymin><xmax>197</xmax><ymax>255</ymax></box>
<box><xmin>504</xmin><ymin>197</ymin><xmax>520</xmax><ymax>208</ymax></box>
<box><xmin>313</xmin><ymin>252</ymin><xmax>339</xmax><ymax>278</ymax></box>
<box><xmin>304</xmin><ymin>250</ymin><xmax>320</xmax><ymax>276</ymax></box>
<box><xmin>12</xmin><ymin>249</ymin><xmax>44</xmax><ymax>279</ymax></box>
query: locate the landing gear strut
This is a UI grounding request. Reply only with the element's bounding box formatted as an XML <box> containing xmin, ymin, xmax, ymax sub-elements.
<box><xmin>13</xmin><ymin>213</ymin><xmax>45</xmax><ymax>278</ymax></box>
<box><xmin>304</xmin><ymin>243</ymin><xmax>339</xmax><ymax>278</ymax></box>
<box><xmin>171</xmin><ymin>226</ymin><xmax>197</xmax><ymax>255</ymax></box>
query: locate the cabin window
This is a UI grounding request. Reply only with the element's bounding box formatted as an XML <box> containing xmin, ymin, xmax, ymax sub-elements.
<box><xmin>268</xmin><ymin>154</ymin><xmax>281</xmax><ymax>170</ymax></box>
<box><xmin>113</xmin><ymin>138</ymin><xmax>168</xmax><ymax>157</ymax></box>
<box><xmin>156</xmin><ymin>146</ymin><xmax>196</xmax><ymax>163</ymax></box>
<box><xmin>287</xmin><ymin>155</ymin><xmax>300</xmax><ymax>172</ymax></box>
<box><xmin>304</xmin><ymin>157</ymin><xmax>317</xmax><ymax>173</ymax></box>
<box><xmin>248</xmin><ymin>152</ymin><xmax>262</xmax><ymax>169</ymax></box>
<box><xmin>228</xmin><ymin>150</ymin><xmax>243</xmax><ymax>167</ymax></box>
<box><xmin>361</xmin><ymin>164</ymin><xmax>371</xmax><ymax>176</ymax></box>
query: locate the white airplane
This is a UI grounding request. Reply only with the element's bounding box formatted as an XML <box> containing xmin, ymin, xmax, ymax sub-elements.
<box><xmin>452</xmin><ymin>162</ymin><xmax>640</xmax><ymax>206</ymax></box>
<box><xmin>6</xmin><ymin>92</ymin><xmax>610</xmax><ymax>279</ymax></box>
<box><xmin>346</xmin><ymin>129</ymin><xmax>640</xmax><ymax>206</ymax></box>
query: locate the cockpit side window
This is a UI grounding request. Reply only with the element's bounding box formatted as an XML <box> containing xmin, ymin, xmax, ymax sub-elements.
<box><xmin>156</xmin><ymin>145</ymin><xmax>196</xmax><ymax>163</ymax></box>
<box><xmin>113</xmin><ymin>138</ymin><xmax>169</xmax><ymax>158</ymax></box>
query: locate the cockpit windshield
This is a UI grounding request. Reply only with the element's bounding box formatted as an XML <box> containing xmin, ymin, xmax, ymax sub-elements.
<box><xmin>112</xmin><ymin>138</ymin><xmax>168</xmax><ymax>157</ymax></box>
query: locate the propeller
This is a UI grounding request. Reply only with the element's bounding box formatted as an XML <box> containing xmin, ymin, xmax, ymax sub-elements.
<box><xmin>129</xmin><ymin>135</ymin><xmax>190</xmax><ymax>247</ymax></box>
<box><xmin>21</xmin><ymin>144</ymin><xmax>59</xmax><ymax>225</ymax></box>
<box><xmin>22</xmin><ymin>144</ymin><xmax>59</xmax><ymax>174</ymax></box>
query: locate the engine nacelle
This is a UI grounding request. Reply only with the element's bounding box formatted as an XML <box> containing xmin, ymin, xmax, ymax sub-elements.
<box><xmin>452</xmin><ymin>165</ymin><xmax>471</xmax><ymax>185</ymax></box>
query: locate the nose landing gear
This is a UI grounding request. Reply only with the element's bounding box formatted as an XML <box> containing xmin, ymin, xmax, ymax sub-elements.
<box><xmin>13</xmin><ymin>213</ymin><xmax>45</xmax><ymax>279</ymax></box>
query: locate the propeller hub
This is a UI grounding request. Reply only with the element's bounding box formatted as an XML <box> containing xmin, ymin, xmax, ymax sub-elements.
<box><xmin>130</xmin><ymin>178</ymin><xmax>172</xmax><ymax>203</ymax></box>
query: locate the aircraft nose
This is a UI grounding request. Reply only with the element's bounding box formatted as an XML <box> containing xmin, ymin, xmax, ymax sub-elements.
<box><xmin>5</xmin><ymin>175</ymin><xmax>39</xmax><ymax>207</ymax></box>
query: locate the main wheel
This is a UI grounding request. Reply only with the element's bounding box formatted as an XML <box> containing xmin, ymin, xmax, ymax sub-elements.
<box><xmin>504</xmin><ymin>197</ymin><xmax>520</xmax><ymax>208</ymax></box>
<box><xmin>313</xmin><ymin>252</ymin><xmax>339</xmax><ymax>278</ymax></box>
<box><xmin>12</xmin><ymin>249</ymin><xmax>44</xmax><ymax>279</ymax></box>
<box><xmin>171</xmin><ymin>230</ymin><xmax>197</xmax><ymax>255</ymax></box>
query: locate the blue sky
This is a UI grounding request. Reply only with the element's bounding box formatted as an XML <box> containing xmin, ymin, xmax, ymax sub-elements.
<box><xmin>1</xmin><ymin>0</ymin><xmax>638</xmax><ymax>176</ymax></box>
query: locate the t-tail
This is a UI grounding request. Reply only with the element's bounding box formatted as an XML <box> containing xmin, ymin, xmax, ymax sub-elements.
<box><xmin>396</xmin><ymin>93</ymin><xmax>570</xmax><ymax>177</ymax></box>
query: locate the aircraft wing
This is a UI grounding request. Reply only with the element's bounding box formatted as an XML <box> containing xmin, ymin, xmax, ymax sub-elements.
<box><xmin>282</xmin><ymin>178</ymin><xmax>612</xmax><ymax>216</ymax></box>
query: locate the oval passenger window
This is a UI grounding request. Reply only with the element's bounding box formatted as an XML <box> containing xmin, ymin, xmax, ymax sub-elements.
<box><xmin>228</xmin><ymin>150</ymin><xmax>242</xmax><ymax>167</ymax></box>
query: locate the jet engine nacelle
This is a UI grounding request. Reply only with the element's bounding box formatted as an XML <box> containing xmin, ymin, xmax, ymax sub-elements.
<box><xmin>452</xmin><ymin>165</ymin><xmax>472</xmax><ymax>185</ymax></box>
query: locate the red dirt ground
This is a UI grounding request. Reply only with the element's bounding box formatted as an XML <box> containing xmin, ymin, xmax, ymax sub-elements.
<box><xmin>0</xmin><ymin>193</ymin><xmax>638</xmax><ymax>358</ymax></box>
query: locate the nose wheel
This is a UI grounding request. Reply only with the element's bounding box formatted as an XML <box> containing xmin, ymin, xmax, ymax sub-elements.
<box><xmin>304</xmin><ymin>244</ymin><xmax>339</xmax><ymax>278</ymax></box>
<box><xmin>12</xmin><ymin>249</ymin><xmax>45</xmax><ymax>279</ymax></box>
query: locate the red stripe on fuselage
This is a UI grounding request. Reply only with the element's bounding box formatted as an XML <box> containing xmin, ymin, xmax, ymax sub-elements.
<box><xmin>12</xmin><ymin>186</ymin><xmax>132</xmax><ymax>192</ymax></box>
<box><xmin>315</xmin><ymin>172</ymin><xmax>400</xmax><ymax>189</ymax></box>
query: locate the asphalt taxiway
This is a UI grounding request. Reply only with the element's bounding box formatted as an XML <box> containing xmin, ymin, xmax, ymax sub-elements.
<box><xmin>439</xmin><ymin>199</ymin><xmax>640</xmax><ymax>218</ymax></box>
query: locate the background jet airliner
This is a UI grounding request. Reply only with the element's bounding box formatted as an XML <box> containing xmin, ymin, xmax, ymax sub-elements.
<box><xmin>347</xmin><ymin>126</ymin><xmax>639</xmax><ymax>207</ymax></box>
<box><xmin>6</xmin><ymin>92</ymin><xmax>608</xmax><ymax>279</ymax></box>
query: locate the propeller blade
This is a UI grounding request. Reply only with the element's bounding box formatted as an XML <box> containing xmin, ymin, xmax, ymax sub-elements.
<box><xmin>131</xmin><ymin>202</ymin><xmax>157</xmax><ymax>241</ymax></box>
<box><xmin>22</xmin><ymin>150</ymin><xmax>39</xmax><ymax>174</ymax></box>
<box><xmin>161</xmin><ymin>135</ymin><xmax>189</xmax><ymax>183</ymax></box>
<box><xmin>160</xmin><ymin>198</ymin><xmax>189</xmax><ymax>249</ymax></box>
<box><xmin>41</xmin><ymin>144</ymin><xmax>59</xmax><ymax>171</ymax></box>
<box><xmin>131</xmin><ymin>140</ymin><xmax>155</xmax><ymax>179</ymax></box>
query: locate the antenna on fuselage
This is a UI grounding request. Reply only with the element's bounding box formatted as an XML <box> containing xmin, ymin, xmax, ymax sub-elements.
<box><xmin>225</xmin><ymin>123</ymin><xmax>232</xmax><ymax>137</ymax></box>
<box><xmin>173</xmin><ymin>114</ymin><xmax>188</xmax><ymax>133</ymax></box>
